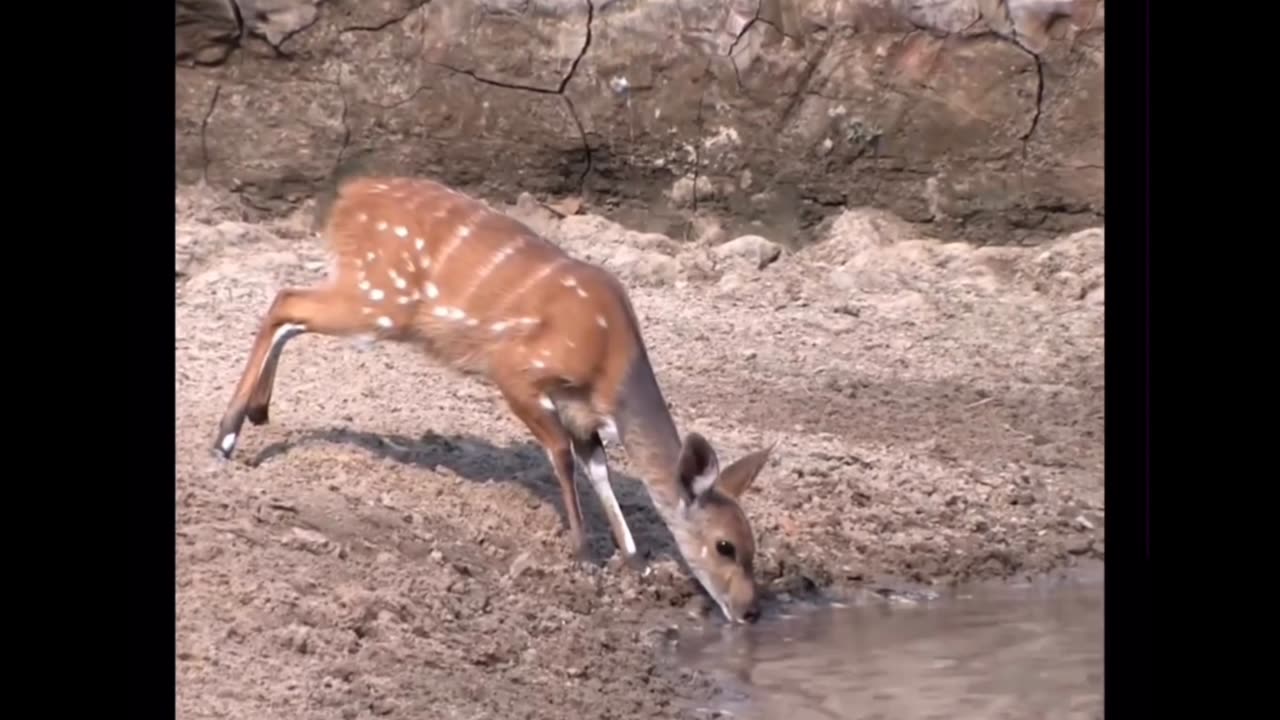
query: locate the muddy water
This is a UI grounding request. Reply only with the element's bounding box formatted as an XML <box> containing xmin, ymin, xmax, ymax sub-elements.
<box><xmin>675</xmin><ymin>568</ymin><xmax>1104</xmax><ymax>720</ymax></box>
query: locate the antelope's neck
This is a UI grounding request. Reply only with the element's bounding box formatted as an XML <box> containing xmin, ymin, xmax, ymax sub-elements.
<box><xmin>612</xmin><ymin>346</ymin><xmax>686</xmax><ymax>519</ymax></box>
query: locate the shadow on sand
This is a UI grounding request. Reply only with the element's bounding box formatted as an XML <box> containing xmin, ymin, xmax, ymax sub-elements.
<box><xmin>247</xmin><ymin>426</ymin><xmax>684</xmax><ymax>566</ymax></box>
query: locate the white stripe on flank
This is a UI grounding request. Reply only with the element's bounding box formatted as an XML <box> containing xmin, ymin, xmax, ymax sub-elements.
<box><xmin>455</xmin><ymin>237</ymin><xmax>523</xmax><ymax>306</ymax></box>
<box><xmin>499</xmin><ymin>258</ymin><xmax>566</xmax><ymax>312</ymax></box>
<box><xmin>433</xmin><ymin>213</ymin><xmax>479</xmax><ymax>271</ymax></box>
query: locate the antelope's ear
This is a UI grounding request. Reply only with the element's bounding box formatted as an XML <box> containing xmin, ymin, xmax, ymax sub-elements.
<box><xmin>678</xmin><ymin>432</ymin><xmax>720</xmax><ymax>501</ymax></box>
<box><xmin>715</xmin><ymin>442</ymin><xmax>774</xmax><ymax>499</ymax></box>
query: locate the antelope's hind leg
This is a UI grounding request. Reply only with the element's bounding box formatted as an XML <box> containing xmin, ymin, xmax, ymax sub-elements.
<box><xmin>214</xmin><ymin>286</ymin><xmax>373</xmax><ymax>459</ymax></box>
<box><xmin>245</xmin><ymin>321</ymin><xmax>303</xmax><ymax>426</ymax></box>
<box><xmin>490</xmin><ymin>375</ymin><xmax>591</xmax><ymax>561</ymax></box>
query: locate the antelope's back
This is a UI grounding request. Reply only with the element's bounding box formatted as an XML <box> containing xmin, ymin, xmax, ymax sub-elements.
<box><xmin>327</xmin><ymin>175</ymin><xmax>567</xmax><ymax>302</ymax></box>
<box><xmin>328</xmin><ymin>176</ymin><xmax>559</xmax><ymax>268</ymax></box>
<box><xmin>322</xmin><ymin>177</ymin><xmax>638</xmax><ymax>384</ymax></box>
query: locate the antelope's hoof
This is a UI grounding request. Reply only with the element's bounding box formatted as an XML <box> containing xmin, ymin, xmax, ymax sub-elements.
<box><xmin>246</xmin><ymin>404</ymin><xmax>270</xmax><ymax>426</ymax></box>
<box><xmin>573</xmin><ymin>543</ymin><xmax>593</xmax><ymax>564</ymax></box>
<box><xmin>622</xmin><ymin>552</ymin><xmax>649</xmax><ymax>575</ymax></box>
<box><xmin>213</xmin><ymin>428</ymin><xmax>239</xmax><ymax>460</ymax></box>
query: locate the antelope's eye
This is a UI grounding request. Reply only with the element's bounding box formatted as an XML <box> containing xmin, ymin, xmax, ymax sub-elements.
<box><xmin>715</xmin><ymin>540</ymin><xmax>736</xmax><ymax>559</ymax></box>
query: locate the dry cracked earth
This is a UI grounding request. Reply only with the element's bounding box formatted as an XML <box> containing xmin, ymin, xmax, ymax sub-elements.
<box><xmin>175</xmin><ymin>185</ymin><xmax>1104</xmax><ymax>719</ymax></box>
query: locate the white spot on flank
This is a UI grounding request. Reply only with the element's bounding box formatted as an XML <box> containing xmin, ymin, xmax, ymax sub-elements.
<box><xmin>394</xmin><ymin>226</ymin><xmax>409</xmax><ymax>237</ymax></box>
<box><xmin>520</xmin><ymin>317</ymin><xmax>539</xmax><ymax>326</ymax></box>
<box><xmin>566</xmin><ymin>340</ymin><xmax>576</xmax><ymax>349</ymax></box>
<box><xmin>421</xmin><ymin>257</ymin><xmax>431</xmax><ymax>269</ymax></box>
<box><xmin>358</xmin><ymin>280</ymin><xmax>371</xmax><ymax>291</ymax></box>
<box><xmin>490</xmin><ymin>321</ymin><xmax>509</xmax><ymax>332</ymax></box>
<box><xmin>562</xmin><ymin>276</ymin><xmax>578</xmax><ymax>287</ymax></box>
<box><xmin>532</xmin><ymin>359</ymin><xmax>545</xmax><ymax>368</ymax></box>
<box><xmin>596</xmin><ymin>314</ymin><xmax>608</xmax><ymax>328</ymax></box>
<box><xmin>376</xmin><ymin>221</ymin><xmax>388</xmax><ymax>231</ymax></box>
<box><xmin>366</xmin><ymin>252</ymin><xmax>376</xmax><ymax>261</ymax></box>
<box><xmin>356</xmin><ymin>212</ymin><xmax>369</xmax><ymax>223</ymax></box>
<box><xmin>448</xmin><ymin>307</ymin><xmax>466</xmax><ymax>320</ymax></box>
<box><xmin>393</xmin><ymin>276</ymin><xmax>407</xmax><ymax>289</ymax></box>
<box><xmin>539</xmin><ymin>395</ymin><xmax>555</xmax><ymax>411</ymax></box>
<box><xmin>415</xmin><ymin>238</ymin><xmax>425</xmax><ymax>251</ymax></box>
<box><xmin>435</xmin><ymin>219</ymin><xmax>475</xmax><ymax>269</ymax></box>
<box><xmin>432</xmin><ymin>307</ymin><xmax>450</xmax><ymax>318</ymax></box>
<box><xmin>540</xmin><ymin>348</ymin><xmax>551</xmax><ymax>357</ymax></box>
<box><xmin>397</xmin><ymin>296</ymin><xmax>413</xmax><ymax>304</ymax></box>
<box><xmin>376</xmin><ymin>316</ymin><xmax>393</xmax><ymax>328</ymax></box>
<box><xmin>425</xmin><ymin>282</ymin><xmax>439</xmax><ymax>299</ymax></box>
<box><xmin>576</xmin><ymin>288</ymin><xmax>588</xmax><ymax>298</ymax></box>
<box><xmin>465</xmin><ymin>317</ymin><xmax>478</xmax><ymax>326</ymax></box>
<box><xmin>369</xmin><ymin>288</ymin><xmax>385</xmax><ymax>301</ymax></box>
<box><xmin>410</xmin><ymin>290</ymin><xmax>421</xmax><ymax>301</ymax></box>
<box><xmin>221</xmin><ymin>433</ymin><xmax>237</xmax><ymax>452</ymax></box>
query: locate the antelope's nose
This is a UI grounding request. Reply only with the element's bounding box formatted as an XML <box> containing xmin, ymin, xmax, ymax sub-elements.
<box><xmin>741</xmin><ymin>602</ymin><xmax>761</xmax><ymax>624</ymax></box>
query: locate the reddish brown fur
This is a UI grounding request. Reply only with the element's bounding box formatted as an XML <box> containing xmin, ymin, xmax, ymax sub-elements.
<box><xmin>214</xmin><ymin>175</ymin><xmax>773</xmax><ymax>624</ymax></box>
<box><xmin>320</xmin><ymin>177</ymin><xmax>638</xmax><ymax>412</ymax></box>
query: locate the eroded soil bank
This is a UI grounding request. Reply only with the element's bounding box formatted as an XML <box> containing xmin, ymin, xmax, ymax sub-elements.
<box><xmin>175</xmin><ymin>185</ymin><xmax>1103</xmax><ymax>719</ymax></box>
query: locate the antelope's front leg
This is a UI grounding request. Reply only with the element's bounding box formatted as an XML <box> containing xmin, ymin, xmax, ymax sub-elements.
<box><xmin>571</xmin><ymin>431</ymin><xmax>642</xmax><ymax>571</ymax></box>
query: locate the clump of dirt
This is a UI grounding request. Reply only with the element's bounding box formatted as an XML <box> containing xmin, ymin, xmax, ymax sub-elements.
<box><xmin>176</xmin><ymin>185</ymin><xmax>1103</xmax><ymax>719</ymax></box>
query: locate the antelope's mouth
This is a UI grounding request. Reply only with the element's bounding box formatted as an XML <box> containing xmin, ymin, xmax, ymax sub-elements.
<box><xmin>709</xmin><ymin>595</ymin><xmax>739</xmax><ymax>624</ymax></box>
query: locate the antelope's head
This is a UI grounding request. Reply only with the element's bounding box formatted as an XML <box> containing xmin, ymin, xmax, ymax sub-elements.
<box><xmin>671</xmin><ymin>432</ymin><xmax>773</xmax><ymax>624</ymax></box>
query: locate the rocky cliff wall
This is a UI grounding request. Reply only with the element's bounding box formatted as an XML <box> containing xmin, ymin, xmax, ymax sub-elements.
<box><xmin>176</xmin><ymin>0</ymin><xmax>1103</xmax><ymax>246</ymax></box>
